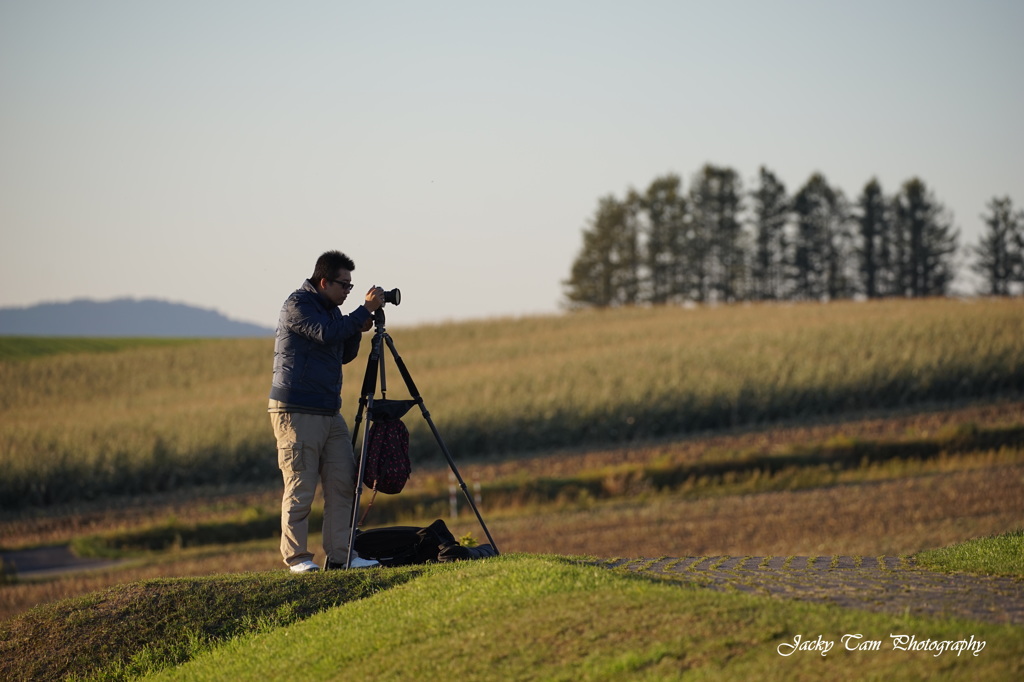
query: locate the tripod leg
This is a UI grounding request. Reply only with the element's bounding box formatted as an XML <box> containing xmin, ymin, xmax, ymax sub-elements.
<box><xmin>420</xmin><ymin>408</ymin><xmax>499</xmax><ymax>554</ymax></box>
<box><xmin>345</xmin><ymin>322</ymin><xmax>386</xmax><ymax>568</ymax></box>
<box><xmin>351</xmin><ymin>332</ymin><xmax>383</xmax><ymax>449</ymax></box>
<box><xmin>346</xmin><ymin>396</ymin><xmax>375</xmax><ymax>569</ymax></box>
<box><xmin>384</xmin><ymin>335</ymin><xmax>500</xmax><ymax>554</ymax></box>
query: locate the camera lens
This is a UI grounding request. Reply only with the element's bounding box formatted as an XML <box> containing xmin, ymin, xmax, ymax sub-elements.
<box><xmin>384</xmin><ymin>288</ymin><xmax>401</xmax><ymax>305</ymax></box>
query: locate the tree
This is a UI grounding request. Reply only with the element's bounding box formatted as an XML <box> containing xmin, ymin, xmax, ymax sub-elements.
<box><xmin>854</xmin><ymin>178</ymin><xmax>894</xmax><ymax>298</ymax></box>
<box><xmin>563</xmin><ymin>195</ymin><xmax>641</xmax><ymax>307</ymax></box>
<box><xmin>971</xmin><ymin>196</ymin><xmax>1024</xmax><ymax>296</ymax></box>
<box><xmin>749</xmin><ymin>166</ymin><xmax>790</xmax><ymax>300</ymax></box>
<box><xmin>689</xmin><ymin>164</ymin><xmax>745</xmax><ymax>302</ymax></box>
<box><xmin>891</xmin><ymin>178</ymin><xmax>959</xmax><ymax>297</ymax></box>
<box><xmin>565</xmin><ymin>164</ymin><xmax>984</xmax><ymax>309</ymax></box>
<box><xmin>638</xmin><ymin>174</ymin><xmax>688</xmax><ymax>304</ymax></box>
<box><xmin>791</xmin><ymin>173</ymin><xmax>854</xmax><ymax>300</ymax></box>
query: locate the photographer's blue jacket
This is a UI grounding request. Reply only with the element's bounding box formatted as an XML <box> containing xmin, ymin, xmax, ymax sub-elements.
<box><xmin>269</xmin><ymin>280</ymin><xmax>371</xmax><ymax>412</ymax></box>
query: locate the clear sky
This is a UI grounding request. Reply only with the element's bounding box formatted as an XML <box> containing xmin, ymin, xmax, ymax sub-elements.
<box><xmin>2</xmin><ymin>1</ymin><xmax>1022</xmax><ymax>329</ymax></box>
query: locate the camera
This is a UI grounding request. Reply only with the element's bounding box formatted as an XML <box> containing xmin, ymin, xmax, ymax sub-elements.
<box><xmin>383</xmin><ymin>288</ymin><xmax>401</xmax><ymax>305</ymax></box>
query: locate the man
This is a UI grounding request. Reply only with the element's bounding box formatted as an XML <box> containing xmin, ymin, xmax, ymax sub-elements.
<box><xmin>269</xmin><ymin>250</ymin><xmax>386</xmax><ymax>572</ymax></box>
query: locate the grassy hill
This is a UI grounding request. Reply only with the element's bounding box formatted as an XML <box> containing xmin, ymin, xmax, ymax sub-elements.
<box><xmin>1</xmin><ymin>536</ymin><xmax>1022</xmax><ymax>681</ymax></box>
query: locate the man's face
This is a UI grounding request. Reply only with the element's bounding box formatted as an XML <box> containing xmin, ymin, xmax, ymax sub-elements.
<box><xmin>320</xmin><ymin>269</ymin><xmax>353</xmax><ymax>307</ymax></box>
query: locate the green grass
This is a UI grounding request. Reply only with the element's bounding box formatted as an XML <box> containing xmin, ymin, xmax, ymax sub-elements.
<box><xmin>2</xmin><ymin>541</ymin><xmax>1021</xmax><ymax>682</ymax></box>
<box><xmin>153</xmin><ymin>556</ymin><xmax>1021</xmax><ymax>682</ymax></box>
<box><xmin>0</xmin><ymin>566</ymin><xmax>426</xmax><ymax>681</ymax></box>
<box><xmin>916</xmin><ymin>529</ymin><xmax>1024</xmax><ymax>577</ymax></box>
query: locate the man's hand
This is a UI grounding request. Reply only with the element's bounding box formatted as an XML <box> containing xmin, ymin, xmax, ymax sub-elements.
<box><xmin>364</xmin><ymin>286</ymin><xmax>385</xmax><ymax>312</ymax></box>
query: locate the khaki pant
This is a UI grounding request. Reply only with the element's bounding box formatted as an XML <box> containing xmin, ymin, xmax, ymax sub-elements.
<box><xmin>271</xmin><ymin>411</ymin><xmax>357</xmax><ymax>567</ymax></box>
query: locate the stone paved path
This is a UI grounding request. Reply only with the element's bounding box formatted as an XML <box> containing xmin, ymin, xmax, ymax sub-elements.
<box><xmin>604</xmin><ymin>556</ymin><xmax>1024</xmax><ymax>626</ymax></box>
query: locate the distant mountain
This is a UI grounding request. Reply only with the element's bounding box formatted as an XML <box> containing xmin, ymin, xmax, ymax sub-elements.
<box><xmin>0</xmin><ymin>298</ymin><xmax>275</xmax><ymax>337</ymax></box>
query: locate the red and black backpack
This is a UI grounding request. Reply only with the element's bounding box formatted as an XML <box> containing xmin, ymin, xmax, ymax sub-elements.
<box><xmin>362</xmin><ymin>399</ymin><xmax>414</xmax><ymax>495</ymax></box>
<box><xmin>363</xmin><ymin>417</ymin><xmax>411</xmax><ymax>494</ymax></box>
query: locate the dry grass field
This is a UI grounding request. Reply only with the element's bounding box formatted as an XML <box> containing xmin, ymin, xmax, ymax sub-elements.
<box><xmin>3</xmin><ymin>297</ymin><xmax>1022</xmax><ymax>508</ymax></box>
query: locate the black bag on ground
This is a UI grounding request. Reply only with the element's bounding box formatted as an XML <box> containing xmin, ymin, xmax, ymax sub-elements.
<box><xmin>438</xmin><ymin>542</ymin><xmax>498</xmax><ymax>562</ymax></box>
<box><xmin>352</xmin><ymin>519</ymin><xmax>495</xmax><ymax>567</ymax></box>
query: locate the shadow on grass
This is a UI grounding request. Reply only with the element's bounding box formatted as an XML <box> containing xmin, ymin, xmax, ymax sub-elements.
<box><xmin>0</xmin><ymin>565</ymin><xmax>428</xmax><ymax>682</ymax></box>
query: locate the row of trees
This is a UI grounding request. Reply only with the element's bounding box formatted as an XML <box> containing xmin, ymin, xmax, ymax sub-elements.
<box><xmin>564</xmin><ymin>165</ymin><xmax>1024</xmax><ymax>307</ymax></box>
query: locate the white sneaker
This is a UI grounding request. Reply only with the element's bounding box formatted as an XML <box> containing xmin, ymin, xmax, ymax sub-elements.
<box><xmin>289</xmin><ymin>560</ymin><xmax>320</xmax><ymax>574</ymax></box>
<box><xmin>326</xmin><ymin>556</ymin><xmax>380</xmax><ymax>570</ymax></box>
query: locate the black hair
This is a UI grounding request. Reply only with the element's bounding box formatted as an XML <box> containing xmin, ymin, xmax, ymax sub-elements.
<box><xmin>311</xmin><ymin>250</ymin><xmax>356</xmax><ymax>284</ymax></box>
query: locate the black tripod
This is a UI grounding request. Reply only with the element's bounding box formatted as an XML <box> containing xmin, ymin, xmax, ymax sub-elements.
<box><xmin>345</xmin><ymin>307</ymin><xmax>499</xmax><ymax>568</ymax></box>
